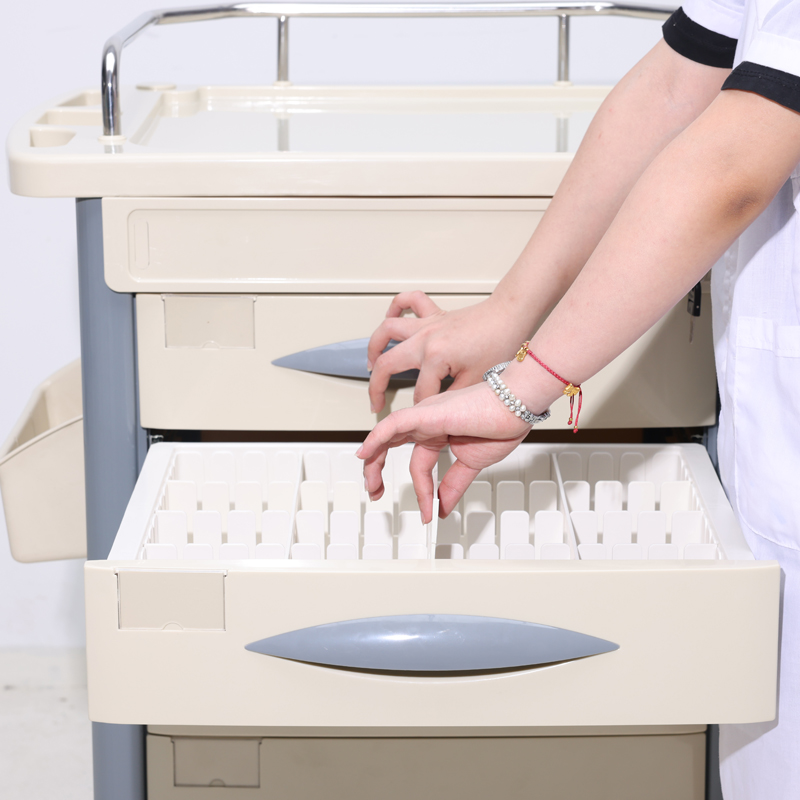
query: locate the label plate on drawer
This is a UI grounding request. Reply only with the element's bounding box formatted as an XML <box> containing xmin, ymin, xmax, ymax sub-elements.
<box><xmin>118</xmin><ymin>570</ymin><xmax>225</xmax><ymax>631</ymax></box>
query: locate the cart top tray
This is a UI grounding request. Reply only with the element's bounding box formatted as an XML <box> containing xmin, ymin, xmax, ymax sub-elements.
<box><xmin>8</xmin><ymin>84</ymin><xmax>607</xmax><ymax>198</ymax></box>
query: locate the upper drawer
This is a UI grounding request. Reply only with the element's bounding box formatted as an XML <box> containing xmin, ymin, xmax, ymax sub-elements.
<box><xmin>102</xmin><ymin>198</ymin><xmax>548</xmax><ymax>294</ymax></box>
<box><xmin>136</xmin><ymin>292</ymin><xmax>716</xmax><ymax>432</ymax></box>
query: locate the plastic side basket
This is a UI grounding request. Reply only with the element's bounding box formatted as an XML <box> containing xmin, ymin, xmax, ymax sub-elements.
<box><xmin>0</xmin><ymin>359</ymin><xmax>86</xmax><ymax>562</ymax></box>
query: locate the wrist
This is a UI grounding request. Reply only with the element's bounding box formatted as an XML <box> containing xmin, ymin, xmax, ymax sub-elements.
<box><xmin>499</xmin><ymin>356</ymin><xmax>564</xmax><ymax>416</ymax></box>
<box><xmin>483</xmin><ymin>361</ymin><xmax>552</xmax><ymax>429</ymax></box>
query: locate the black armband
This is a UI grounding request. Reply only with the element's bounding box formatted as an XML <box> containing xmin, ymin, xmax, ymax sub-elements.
<box><xmin>663</xmin><ymin>7</ymin><xmax>738</xmax><ymax>69</ymax></box>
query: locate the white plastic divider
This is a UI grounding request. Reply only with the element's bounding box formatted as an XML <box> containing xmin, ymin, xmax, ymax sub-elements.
<box><xmin>127</xmin><ymin>443</ymin><xmax>739</xmax><ymax>564</ymax></box>
<box><xmin>228</xmin><ymin>510</ymin><xmax>256</xmax><ymax>556</ymax></box>
<box><xmin>202</xmin><ymin>482</ymin><xmax>229</xmax><ymax>529</ymax></box>
<box><xmin>638</xmin><ymin>512</ymin><xmax>667</xmax><ymax>548</ymax></box>
<box><xmin>563</xmin><ymin>480</ymin><xmax>589</xmax><ymax>513</ymax></box>
<box><xmin>295</xmin><ymin>510</ymin><xmax>325</xmax><ymax>548</ymax></box>
<box><xmin>551</xmin><ymin>453</ymin><xmax>580</xmax><ymax>560</ymax></box>
<box><xmin>427</xmin><ymin>464</ymin><xmax>440</xmax><ymax>563</ymax></box>
<box><xmin>570</xmin><ymin>511</ymin><xmax>597</xmax><ymax>545</ymax></box>
<box><xmin>193</xmin><ymin>511</ymin><xmax>222</xmax><ymax>556</ymax></box>
<box><xmin>235</xmin><ymin>482</ymin><xmax>263</xmax><ymax>530</ymax></box>
<box><xmin>155</xmin><ymin>510</ymin><xmax>187</xmax><ymax>556</ymax></box>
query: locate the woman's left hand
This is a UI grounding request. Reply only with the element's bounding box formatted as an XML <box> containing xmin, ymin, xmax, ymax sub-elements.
<box><xmin>356</xmin><ymin>382</ymin><xmax>533</xmax><ymax>523</ymax></box>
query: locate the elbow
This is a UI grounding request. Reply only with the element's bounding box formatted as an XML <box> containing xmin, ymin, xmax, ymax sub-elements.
<box><xmin>718</xmin><ymin>180</ymin><xmax>774</xmax><ymax>228</ymax></box>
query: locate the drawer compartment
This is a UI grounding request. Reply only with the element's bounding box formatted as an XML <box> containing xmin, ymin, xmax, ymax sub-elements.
<box><xmin>136</xmin><ymin>292</ymin><xmax>716</xmax><ymax>431</ymax></box>
<box><xmin>0</xmin><ymin>360</ymin><xmax>86</xmax><ymax>562</ymax></box>
<box><xmin>103</xmin><ymin>197</ymin><xmax>549</xmax><ymax>294</ymax></box>
<box><xmin>86</xmin><ymin>443</ymin><xmax>778</xmax><ymax>727</ymax></box>
<box><xmin>146</xmin><ymin>728</ymin><xmax>706</xmax><ymax>800</ymax></box>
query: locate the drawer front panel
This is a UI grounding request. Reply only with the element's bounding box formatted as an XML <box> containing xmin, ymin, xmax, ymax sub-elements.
<box><xmin>103</xmin><ymin>198</ymin><xmax>549</xmax><ymax>294</ymax></box>
<box><xmin>86</xmin><ymin>559</ymin><xmax>778</xmax><ymax>727</ymax></box>
<box><xmin>146</xmin><ymin>730</ymin><xmax>705</xmax><ymax>800</ymax></box>
<box><xmin>136</xmin><ymin>293</ymin><xmax>716</xmax><ymax>431</ymax></box>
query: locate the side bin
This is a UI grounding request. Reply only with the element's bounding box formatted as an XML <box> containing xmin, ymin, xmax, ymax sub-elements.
<box><xmin>0</xmin><ymin>359</ymin><xmax>86</xmax><ymax>562</ymax></box>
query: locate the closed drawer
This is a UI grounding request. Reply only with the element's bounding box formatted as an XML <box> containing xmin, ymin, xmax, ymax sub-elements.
<box><xmin>136</xmin><ymin>292</ymin><xmax>716</xmax><ymax>431</ymax></box>
<box><xmin>146</xmin><ymin>728</ymin><xmax>706</xmax><ymax>800</ymax></box>
<box><xmin>85</xmin><ymin>442</ymin><xmax>778</xmax><ymax>728</ymax></box>
<box><xmin>103</xmin><ymin>197</ymin><xmax>549</xmax><ymax>294</ymax></box>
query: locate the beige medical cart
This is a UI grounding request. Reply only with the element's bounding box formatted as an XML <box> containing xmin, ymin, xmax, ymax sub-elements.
<box><xmin>3</xmin><ymin>3</ymin><xmax>778</xmax><ymax>800</ymax></box>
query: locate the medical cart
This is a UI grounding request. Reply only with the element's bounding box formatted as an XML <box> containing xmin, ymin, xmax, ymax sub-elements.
<box><xmin>2</xmin><ymin>4</ymin><xmax>778</xmax><ymax>800</ymax></box>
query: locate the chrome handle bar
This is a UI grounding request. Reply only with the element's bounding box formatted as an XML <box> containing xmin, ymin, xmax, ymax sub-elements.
<box><xmin>102</xmin><ymin>1</ymin><xmax>675</xmax><ymax>136</ymax></box>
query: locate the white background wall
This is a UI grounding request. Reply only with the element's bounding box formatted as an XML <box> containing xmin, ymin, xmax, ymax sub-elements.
<box><xmin>0</xmin><ymin>1</ymin><xmax>666</xmax><ymax>648</ymax></box>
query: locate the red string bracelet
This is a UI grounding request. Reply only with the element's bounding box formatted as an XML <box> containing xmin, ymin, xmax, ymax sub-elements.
<box><xmin>516</xmin><ymin>342</ymin><xmax>583</xmax><ymax>433</ymax></box>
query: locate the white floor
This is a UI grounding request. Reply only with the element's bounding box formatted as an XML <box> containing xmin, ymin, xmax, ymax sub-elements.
<box><xmin>0</xmin><ymin>649</ymin><xmax>93</xmax><ymax>799</ymax></box>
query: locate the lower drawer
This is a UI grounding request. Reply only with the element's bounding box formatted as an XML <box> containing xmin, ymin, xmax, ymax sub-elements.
<box><xmin>85</xmin><ymin>442</ymin><xmax>778</xmax><ymax>728</ymax></box>
<box><xmin>146</xmin><ymin>728</ymin><xmax>706</xmax><ymax>800</ymax></box>
<box><xmin>135</xmin><ymin>291</ymin><xmax>716</xmax><ymax>431</ymax></box>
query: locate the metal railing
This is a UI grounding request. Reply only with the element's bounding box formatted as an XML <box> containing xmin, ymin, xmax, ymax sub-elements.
<box><xmin>101</xmin><ymin>1</ymin><xmax>675</xmax><ymax>137</ymax></box>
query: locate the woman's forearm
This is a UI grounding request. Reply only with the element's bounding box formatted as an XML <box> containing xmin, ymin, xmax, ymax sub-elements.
<box><xmin>490</xmin><ymin>40</ymin><xmax>730</xmax><ymax>331</ymax></box>
<box><xmin>503</xmin><ymin>89</ymin><xmax>800</xmax><ymax>413</ymax></box>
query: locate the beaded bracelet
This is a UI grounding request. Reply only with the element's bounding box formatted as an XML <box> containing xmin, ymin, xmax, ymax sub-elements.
<box><xmin>483</xmin><ymin>362</ymin><xmax>551</xmax><ymax>426</ymax></box>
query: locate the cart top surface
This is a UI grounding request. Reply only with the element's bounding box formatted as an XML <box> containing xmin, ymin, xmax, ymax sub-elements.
<box><xmin>8</xmin><ymin>84</ymin><xmax>608</xmax><ymax>197</ymax></box>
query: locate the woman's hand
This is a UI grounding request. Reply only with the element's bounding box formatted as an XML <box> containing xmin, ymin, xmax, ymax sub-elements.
<box><xmin>357</xmin><ymin>381</ymin><xmax>535</xmax><ymax>523</ymax></box>
<box><xmin>366</xmin><ymin>292</ymin><xmax>529</xmax><ymax>413</ymax></box>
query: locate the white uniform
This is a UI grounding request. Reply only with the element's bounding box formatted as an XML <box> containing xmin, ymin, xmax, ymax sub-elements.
<box><xmin>680</xmin><ymin>0</ymin><xmax>800</xmax><ymax>796</ymax></box>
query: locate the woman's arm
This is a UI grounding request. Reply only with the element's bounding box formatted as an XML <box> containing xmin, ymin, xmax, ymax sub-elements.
<box><xmin>367</xmin><ymin>40</ymin><xmax>731</xmax><ymax>412</ymax></box>
<box><xmin>359</xmin><ymin>88</ymin><xmax>800</xmax><ymax>521</ymax></box>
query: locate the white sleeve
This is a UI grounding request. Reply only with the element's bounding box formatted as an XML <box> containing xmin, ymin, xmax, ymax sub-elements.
<box><xmin>720</xmin><ymin>0</ymin><xmax>800</xmax><ymax>112</ymax></box>
<box><xmin>739</xmin><ymin>0</ymin><xmax>800</xmax><ymax>78</ymax></box>
<box><xmin>682</xmin><ymin>0</ymin><xmax>746</xmax><ymax>38</ymax></box>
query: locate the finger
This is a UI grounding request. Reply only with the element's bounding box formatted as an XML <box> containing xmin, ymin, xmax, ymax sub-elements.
<box><xmin>369</xmin><ymin>345</ymin><xmax>420</xmax><ymax>413</ymax></box>
<box><xmin>437</xmin><ymin>459</ymin><xmax>481</xmax><ymax>518</ymax></box>
<box><xmin>359</xmin><ymin>404</ymin><xmax>439</xmax><ymax>463</ymax></box>
<box><xmin>363</xmin><ymin>447</ymin><xmax>389</xmax><ymax>501</ymax></box>
<box><xmin>409</xmin><ymin>444</ymin><xmax>441</xmax><ymax>523</ymax></box>
<box><xmin>366</xmin><ymin>317</ymin><xmax>420</xmax><ymax>371</ymax></box>
<box><xmin>363</xmin><ymin>431</ymin><xmax>413</xmax><ymax>502</ymax></box>
<box><xmin>386</xmin><ymin>290</ymin><xmax>442</xmax><ymax>319</ymax></box>
<box><xmin>413</xmin><ymin>363</ymin><xmax>450</xmax><ymax>405</ymax></box>
<box><xmin>357</xmin><ymin>410</ymin><xmax>408</xmax><ymax>461</ymax></box>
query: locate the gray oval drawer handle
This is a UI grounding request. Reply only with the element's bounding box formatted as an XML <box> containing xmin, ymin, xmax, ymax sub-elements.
<box><xmin>245</xmin><ymin>614</ymin><xmax>618</xmax><ymax>673</ymax></box>
<box><xmin>272</xmin><ymin>338</ymin><xmax>419</xmax><ymax>381</ymax></box>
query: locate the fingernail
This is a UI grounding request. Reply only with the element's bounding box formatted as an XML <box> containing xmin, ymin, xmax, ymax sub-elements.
<box><xmin>420</xmin><ymin>511</ymin><xmax>426</xmax><ymax>525</ymax></box>
<box><xmin>364</xmin><ymin>478</ymin><xmax>368</xmax><ymax>492</ymax></box>
<box><xmin>370</xmin><ymin>403</ymin><xmax>375</xmax><ymax>413</ymax></box>
<box><xmin>367</xmin><ymin>360</ymin><xmax>373</xmax><ymax>371</ymax></box>
<box><xmin>355</xmin><ymin>444</ymin><xmax>364</xmax><ymax>457</ymax></box>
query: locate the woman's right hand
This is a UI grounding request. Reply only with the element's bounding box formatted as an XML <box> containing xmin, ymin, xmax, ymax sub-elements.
<box><xmin>367</xmin><ymin>291</ymin><xmax>530</xmax><ymax>413</ymax></box>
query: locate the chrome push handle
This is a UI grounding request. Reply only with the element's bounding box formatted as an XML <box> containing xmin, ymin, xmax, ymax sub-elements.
<box><xmin>102</xmin><ymin>1</ymin><xmax>674</xmax><ymax>137</ymax></box>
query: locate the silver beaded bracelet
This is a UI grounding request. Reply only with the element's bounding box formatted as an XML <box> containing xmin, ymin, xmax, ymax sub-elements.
<box><xmin>483</xmin><ymin>361</ymin><xmax>551</xmax><ymax>426</ymax></box>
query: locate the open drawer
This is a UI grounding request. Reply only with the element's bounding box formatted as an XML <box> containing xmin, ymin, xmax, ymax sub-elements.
<box><xmin>136</xmin><ymin>292</ymin><xmax>716</xmax><ymax>431</ymax></box>
<box><xmin>86</xmin><ymin>442</ymin><xmax>778</xmax><ymax>728</ymax></box>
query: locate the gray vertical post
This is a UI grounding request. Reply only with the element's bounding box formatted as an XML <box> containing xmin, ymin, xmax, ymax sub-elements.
<box><xmin>706</xmin><ymin>724</ymin><xmax>723</xmax><ymax>800</ymax></box>
<box><xmin>76</xmin><ymin>198</ymin><xmax>147</xmax><ymax>800</ymax></box>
